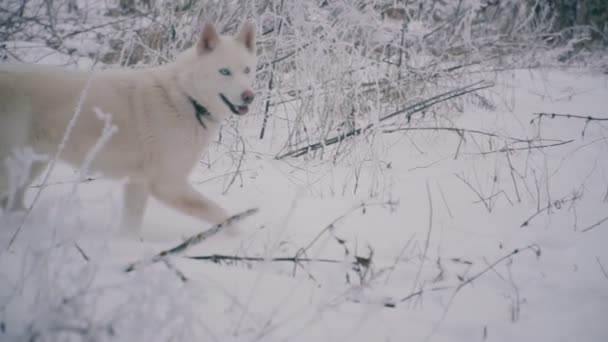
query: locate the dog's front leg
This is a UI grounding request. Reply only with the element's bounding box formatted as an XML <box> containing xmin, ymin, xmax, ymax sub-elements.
<box><xmin>149</xmin><ymin>181</ymin><xmax>239</xmax><ymax>234</ymax></box>
<box><xmin>121</xmin><ymin>180</ymin><xmax>149</xmax><ymax>233</ymax></box>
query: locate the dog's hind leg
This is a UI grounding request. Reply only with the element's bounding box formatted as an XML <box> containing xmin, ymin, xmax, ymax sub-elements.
<box><xmin>0</xmin><ymin>91</ymin><xmax>37</xmax><ymax>211</ymax></box>
<box><xmin>120</xmin><ymin>180</ymin><xmax>149</xmax><ymax>233</ymax></box>
<box><xmin>12</xmin><ymin>161</ymin><xmax>46</xmax><ymax>210</ymax></box>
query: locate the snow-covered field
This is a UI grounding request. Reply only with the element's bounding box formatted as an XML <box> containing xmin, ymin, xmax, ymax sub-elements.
<box><xmin>1</xmin><ymin>66</ymin><xmax>607</xmax><ymax>342</ymax></box>
<box><xmin>1</xmin><ymin>1</ymin><xmax>608</xmax><ymax>339</ymax></box>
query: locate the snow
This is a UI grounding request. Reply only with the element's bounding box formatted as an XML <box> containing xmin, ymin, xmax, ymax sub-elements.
<box><xmin>1</xmin><ymin>1</ymin><xmax>608</xmax><ymax>339</ymax></box>
<box><xmin>1</xmin><ymin>67</ymin><xmax>607</xmax><ymax>341</ymax></box>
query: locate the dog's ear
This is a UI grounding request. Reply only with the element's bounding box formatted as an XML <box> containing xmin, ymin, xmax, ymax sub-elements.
<box><xmin>197</xmin><ymin>22</ymin><xmax>219</xmax><ymax>55</ymax></box>
<box><xmin>235</xmin><ymin>21</ymin><xmax>256</xmax><ymax>53</ymax></box>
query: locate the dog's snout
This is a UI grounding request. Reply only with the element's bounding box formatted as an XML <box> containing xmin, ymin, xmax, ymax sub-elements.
<box><xmin>242</xmin><ymin>90</ymin><xmax>254</xmax><ymax>104</ymax></box>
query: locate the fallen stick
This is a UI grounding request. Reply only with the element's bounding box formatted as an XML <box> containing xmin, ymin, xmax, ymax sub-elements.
<box><xmin>124</xmin><ymin>208</ymin><xmax>259</xmax><ymax>273</ymax></box>
<box><xmin>187</xmin><ymin>254</ymin><xmax>350</xmax><ymax>265</ymax></box>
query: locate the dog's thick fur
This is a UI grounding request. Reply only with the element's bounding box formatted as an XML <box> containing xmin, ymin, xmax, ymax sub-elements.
<box><xmin>0</xmin><ymin>22</ymin><xmax>256</xmax><ymax>233</ymax></box>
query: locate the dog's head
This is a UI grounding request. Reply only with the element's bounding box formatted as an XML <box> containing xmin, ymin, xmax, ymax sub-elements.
<box><xmin>182</xmin><ymin>22</ymin><xmax>257</xmax><ymax>119</ymax></box>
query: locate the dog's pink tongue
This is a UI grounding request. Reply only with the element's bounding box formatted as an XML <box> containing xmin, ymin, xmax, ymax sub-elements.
<box><xmin>238</xmin><ymin>106</ymin><xmax>249</xmax><ymax>115</ymax></box>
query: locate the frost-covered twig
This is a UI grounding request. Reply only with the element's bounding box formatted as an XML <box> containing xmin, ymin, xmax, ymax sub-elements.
<box><xmin>124</xmin><ymin>208</ymin><xmax>259</xmax><ymax>273</ymax></box>
<box><xmin>65</xmin><ymin>108</ymin><xmax>117</xmax><ymax>200</ymax></box>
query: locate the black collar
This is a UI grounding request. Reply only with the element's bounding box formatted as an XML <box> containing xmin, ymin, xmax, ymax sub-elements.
<box><xmin>188</xmin><ymin>96</ymin><xmax>211</xmax><ymax>129</ymax></box>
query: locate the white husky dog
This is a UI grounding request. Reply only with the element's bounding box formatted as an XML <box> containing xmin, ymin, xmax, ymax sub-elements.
<box><xmin>0</xmin><ymin>22</ymin><xmax>256</xmax><ymax>233</ymax></box>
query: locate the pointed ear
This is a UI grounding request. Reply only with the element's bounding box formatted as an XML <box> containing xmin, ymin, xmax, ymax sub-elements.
<box><xmin>235</xmin><ymin>21</ymin><xmax>256</xmax><ymax>53</ymax></box>
<box><xmin>197</xmin><ymin>22</ymin><xmax>219</xmax><ymax>55</ymax></box>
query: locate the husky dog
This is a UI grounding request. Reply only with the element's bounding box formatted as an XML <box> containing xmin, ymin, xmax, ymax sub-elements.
<box><xmin>0</xmin><ymin>22</ymin><xmax>256</xmax><ymax>233</ymax></box>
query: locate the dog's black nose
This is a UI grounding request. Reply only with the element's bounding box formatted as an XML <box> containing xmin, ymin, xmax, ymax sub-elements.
<box><xmin>242</xmin><ymin>90</ymin><xmax>255</xmax><ymax>104</ymax></box>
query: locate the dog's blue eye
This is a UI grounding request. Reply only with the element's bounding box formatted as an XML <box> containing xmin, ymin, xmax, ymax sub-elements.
<box><xmin>219</xmin><ymin>68</ymin><xmax>231</xmax><ymax>76</ymax></box>
<box><xmin>244</xmin><ymin>67</ymin><xmax>251</xmax><ymax>74</ymax></box>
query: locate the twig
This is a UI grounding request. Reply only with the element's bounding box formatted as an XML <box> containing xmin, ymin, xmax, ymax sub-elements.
<box><xmin>29</xmin><ymin>177</ymin><xmax>98</xmax><ymax>188</ymax></box>
<box><xmin>383</xmin><ymin>127</ymin><xmax>572</xmax><ymax>158</ymax></box>
<box><xmin>454</xmin><ymin>173</ymin><xmax>492</xmax><ymax>212</ymax></box>
<box><xmin>124</xmin><ymin>208</ymin><xmax>259</xmax><ymax>273</ymax></box>
<box><xmin>453</xmin><ymin>129</ymin><xmax>465</xmax><ymax>159</ymax></box>
<box><xmin>222</xmin><ymin>136</ymin><xmax>246</xmax><ymax>195</ymax></box>
<box><xmin>505</xmin><ymin>150</ymin><xmax>522</xmax><ymax>203</ymax></box>
<box><xmin>532</xmin><ymin>112</ymin><xmax>608</xmax><ymax>122</ymax></box>
<box><xmin>383</xmin><ymin>126</ymin><xmax>519</xmax><ymax>140</ymax></box>
<box><xmin>581</xmin><ymin>215</ymin><xmax>608</xmax><ymax>233</ymax></box>
<box><xmin>479</xmin><ymin>139</ymin><xmax>574</xmax><ymax>155</ymax></box>
<box><xmin>194</xmin><ymin>169</ymin><xmax>254</xmax><ymax>185</ymax></box>
<box><xmin>532</xmin><ymin>112</ymin><xmax>608</xmax><ymax>137</ymax></box>
<box><xmin>187</xmin><ymin>254</ymin><xmax>349</xmax><ymax>265</ymax></box>
<box><xmin>400</xmin><ymin>286</ymin><xmax>452</xmax><ymax>303</ymax></box>
<box><xmin>73</xmin><ymin>242</ymin><xmax>89</xmax><ymax>262</ymax></box>
<box><xmin>437</xmin><ymin>182</ymin><xmax>454</xmax><ymax>218</ymax></box>
<box><xmin>459</xmin><ymin>245</ymin><xmax>540</xmax><ymax>290</ymax></box>
<box><xmin>482</xmin><ymin>257</ymin><xmax>521</xmax><ymax>322</ymax></box>
<box><xmin>597</xmin><ymin>257</ymin><xmax>608</xmax><ymax>280</ymax></box>
<box><xmin>520</xmin><ymin>192</ymin><xmax>581</xmax><ymax>227</ymax></box>
<box><xmin>409</xmin><ymin>182</ymin><xmax>434</xmax><ymax>307</ymax></box>
<box><xmin>383</xmin><ymin>234</ymin><xmax>415</xmax><ymax>285</ymax></box>
<box><xmin>162</xmin><ymin>259</ymin><xmax>188</xmax><ymax>282</ymax></box>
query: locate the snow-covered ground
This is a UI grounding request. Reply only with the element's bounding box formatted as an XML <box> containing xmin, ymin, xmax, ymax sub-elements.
<box><xmin>1</xmin><ymin>67</ymin><xmax>606</xmax><ymax>341</ymax></box>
